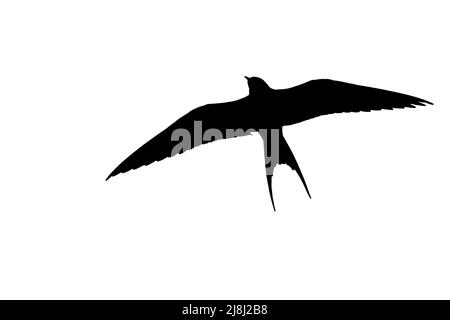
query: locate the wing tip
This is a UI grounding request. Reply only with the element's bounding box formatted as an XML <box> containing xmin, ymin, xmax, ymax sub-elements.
<box><xmin>105</xmin><ymin>159</ymin><xmax>155</xmax><ymax>182</ymax></box>
<box><xmin>105</xmin><ymin>172</ymin><xmax>115</xmax><ymax>181</ymax></box>
<box><xmin>105</xmin><ymin>168</ymin><xmax>121</xmax><ymax>181</ymax></box>
<box><xmin>412</xmin><ymin>98</ymin><xmax>433</xmax><ymax>107</ymax></box>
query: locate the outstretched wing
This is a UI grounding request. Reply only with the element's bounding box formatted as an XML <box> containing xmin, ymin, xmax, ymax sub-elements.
<box><xmin>277</xmin><ymin>79</ymin><xmax>432</xmax><ymax>123</ymax></box>
<box><xmin>106</xmin><ymin>97</ymin><xmax>252</xmax><ymax>180</ymax></box>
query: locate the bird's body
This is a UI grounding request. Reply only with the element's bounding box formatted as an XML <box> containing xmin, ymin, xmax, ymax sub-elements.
<box><xmin>107</xmin><ymin>77</ymin><xmax>431</xmax><ymax>210</ymax></box>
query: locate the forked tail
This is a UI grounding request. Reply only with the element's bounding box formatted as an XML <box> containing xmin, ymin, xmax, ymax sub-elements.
<box><xmin>260</xmin><ymin>128</ymin><xmax>311</xmax><ymax>211</ymax></box>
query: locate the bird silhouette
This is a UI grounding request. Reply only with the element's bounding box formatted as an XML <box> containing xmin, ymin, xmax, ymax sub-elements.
<box><xmin>107</xmin><ymin>77</ymin><xmax>432</xmax><ymax>210</ymax></box>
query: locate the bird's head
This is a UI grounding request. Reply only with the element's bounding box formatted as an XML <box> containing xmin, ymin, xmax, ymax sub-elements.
<box><xmin>245</xmin><ymin>76</ymin><xmax>271</xmax><ymax>95</ymax></box>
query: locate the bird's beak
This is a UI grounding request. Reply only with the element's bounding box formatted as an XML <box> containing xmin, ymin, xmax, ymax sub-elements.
<box><xmin>244</xmin><ymin>76</ymin><xmax>249</xmax><ymax>80</ymax></box>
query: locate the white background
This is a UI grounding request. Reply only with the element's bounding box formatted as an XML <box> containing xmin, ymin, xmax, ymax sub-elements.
<box><xmin>0</xmin><ymin>1</ymin><xmax>449</xmax><ymax>299</ymax></box>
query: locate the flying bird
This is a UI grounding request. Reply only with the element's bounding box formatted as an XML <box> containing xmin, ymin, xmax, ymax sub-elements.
<box><xmin>107</xmin><ymin>77</ymin><xmax>432</xmax><ymax>210</ymax></box>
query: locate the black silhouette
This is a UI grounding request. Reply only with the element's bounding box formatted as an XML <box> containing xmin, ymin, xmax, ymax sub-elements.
<box><xmin>107</xmin><ymin>77</ymin><xmax>432</xmax><ymax>210</ymax></box>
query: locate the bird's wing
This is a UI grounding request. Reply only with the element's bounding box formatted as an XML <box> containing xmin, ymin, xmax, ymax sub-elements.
<box><xmin>277</xmin><ymin>79</ymin><xmax>432</xmax><ymax>122</ymax></box>
<box><xmin>106</xmin><ymin>97</ymin><xmax>252</xmax><ymax>180</ymax></box>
